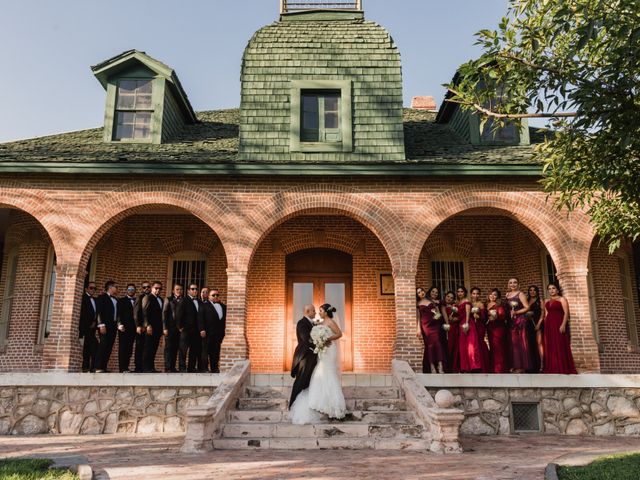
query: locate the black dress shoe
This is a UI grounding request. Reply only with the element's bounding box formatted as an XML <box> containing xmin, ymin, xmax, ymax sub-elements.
<box><xmin>143</xmin><ymin>369</ymin><xmax>160</xmax><ymax>373</ymax></box>
<box><xmin>165</xmin><ymin>369</ymin><xmax>177</xmax><ymax>373</ymax></box>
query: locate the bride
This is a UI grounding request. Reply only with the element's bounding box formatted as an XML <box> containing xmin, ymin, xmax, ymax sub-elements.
<box><xmin>289</xmin><ymin>303</ymin><xmax>346</xmax><ymax>424</ymax></box>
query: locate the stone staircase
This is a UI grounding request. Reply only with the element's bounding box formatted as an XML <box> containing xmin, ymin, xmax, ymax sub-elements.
<box><xmin>213</xmin><ymin>378</ymin><xmax>431</xmax><ymax>450</ymax></box>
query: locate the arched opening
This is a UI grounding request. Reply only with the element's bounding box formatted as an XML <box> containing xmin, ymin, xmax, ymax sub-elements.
<box><xmin>247</xmin><ymin>214</ymin><xmax>395</xmax><ymax>373</ymax></box>
<box><xmin>0</xmin><ymin>208</ymin><xmax>56</xmax><ymax>371</ymax></box>
<box><xmin>75</xmin><ymin>205</ymin><xmax>228</xmax><ymax>372</ymax></box>
<box><xmin>417</xmin><ymin>208</ymin><xmax>558</xmax><ymax>373</ymax></box>
<box><xmin>588</xmin><ymin>238</ymin><xmax>640</xmax><ymax>373</ymax></box>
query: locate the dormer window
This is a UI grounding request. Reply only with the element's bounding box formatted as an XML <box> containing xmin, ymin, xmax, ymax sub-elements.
<box><xmin>301</xmin><ymin>91</ymin><xmax>341</xmax><ymax>143</ymax></box>
<box><xmin>114</xmin><ymin>80</ymin><xmax>153</xmax><ymax>140</ymax></box>
<box><xmin>92</xmin><ymin>50</ymin><xmax>197</xmax><ymax>145</ymax></box>
<box><xmin>290</xmin><ymin>80</ymin><xmax>352</xmax><ymax>153</ymax></box>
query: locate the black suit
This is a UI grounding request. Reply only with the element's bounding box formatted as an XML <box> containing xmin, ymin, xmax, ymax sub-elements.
<box><xmin>198</xmin><ymin>301</ymin><xmax>226</xmax><ymax>372</ymax></box>
<box><xmin>176</xmin><ymin>296</ymin><xmax>201</xmax><ymax>372</ymax></box>
<box><xmin>141</xmin><ymin>293</ymin><xmax>164</xmax><ymax>372</ymax></box>
<box><xmin>117</xmin><ymin>295</ymin><xmax>137</xmax><ymax>372</ymax></box>
<box><xmin>133</xmin><ymin>293</ymin><xmax>146</xmax><ymax>372</ymax></box>
<box><xmin>162</xmin><ymin>295</ymin><xmax>182</xmax><ymax>372</ymax></box>
<box><xmin>95</xmin><ymin>293</ymin><xmax>118</xmax><ymax>371</ymax></box>
<box><xmin>79</xmin><ymin>293</ymin><xmax>97</xmax><ymax>372</ymax></box>
<box><xmin>289</xmin><ymin>317</ymin><xmax>318</xmax><ymax>407</ymax></box>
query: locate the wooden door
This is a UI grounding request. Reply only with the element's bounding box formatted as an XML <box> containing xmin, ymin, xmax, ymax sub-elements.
<box><xmin>285</xmin><ymin>249</ymin><xmax>353</xmax><ymax>371</ymax></box>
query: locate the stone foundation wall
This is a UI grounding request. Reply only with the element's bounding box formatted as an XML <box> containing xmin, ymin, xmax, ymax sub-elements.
<box><xmin>427</xmin><ymin>387</ymin><xmax>640</xmax><ymax>437</ymax></box>
<box><xmin>0</xmin><ymin>385</ymin><xmax>215</xmax><ymax>435</ymax></box>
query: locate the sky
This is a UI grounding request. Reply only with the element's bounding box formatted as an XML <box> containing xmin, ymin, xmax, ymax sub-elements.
<box><xmin>0</xmin><ymin>0</ymin><xmax>511</xmax><ymax>143</ymax></box>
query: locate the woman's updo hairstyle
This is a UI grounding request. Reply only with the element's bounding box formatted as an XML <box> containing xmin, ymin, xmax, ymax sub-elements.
<box><xmin>320</xmin><ymin>303</ymin><xmax>337</xmax><ymax>318</ymax></box>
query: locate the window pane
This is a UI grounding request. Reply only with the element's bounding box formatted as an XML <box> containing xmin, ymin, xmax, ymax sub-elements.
<box><xmin>115</xmin><ymin>124</ymin><xmax>133</xmax><ymax>140</ymax></box>
<box><xmin>136</xmin><ymin>94</ymin><xmax>152</xmax><ymax>109</ymax></box>
<box><xmin>136</xmin><ymin>80</ymin><xmax>152</xmax><ymax>94</ymax></box>
<box><xmin>324</xmin><ymin>96</ymin><xmax>339</xmax><ymax>112</ymax></box>
<box><xmin>325</xmin><ymin>283</ymin><xmax>345</xmax><ymax>331</ymax></box>
<box><xmin>293</xmin><ymin>283</ymin><xmax>314</xmax><ymax>326</ymax></box>
<box><xmin>116</xmin><ymin>111</ymin><xmax>135</xmax><ymax>125</ymax></box>
<box><xmin>325</xmin><ymin>112</ymin><xmax>339</xmax><ymax>129</ymax></box>
<box><xmin>302</xmin><ymin>95</ymin><xmax>319</xmax><ymax>130</ymax></box>
<box><xmin>117</xmin><ymin>93</ymin><xmax>135</xmax><ymax>109</ymax></box>
<box><xmin>119</xmin><ymin>80</ymin><xmax>137</xmax><ymax>93</ymax></box>
<box><xmin>136</xmin><ymin>112</ymin><xmax>152</xmax><ymax>125</ymax></box>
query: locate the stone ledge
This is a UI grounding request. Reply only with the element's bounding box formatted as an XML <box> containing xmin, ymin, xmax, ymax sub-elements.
<box><xmin>0</xmin><ymin>373</ymin><xmax>222</xmax><ymax>387</ymax></box>
<box><xmin>417</xmin><ymin>374</ymin><xmax>640</xmax><ymax>389</ymax></box>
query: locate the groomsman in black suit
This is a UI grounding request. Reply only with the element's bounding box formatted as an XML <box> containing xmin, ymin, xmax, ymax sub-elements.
<box><xmin>199</xmin><ymin>288</ymin><xmax>226</xmax><ymax>373</ymax></box>
<box><xmin>95</xmin><ymin>280</ymin><xmax>119</xmax><ymax>373</ymax></box>
<box><xmin>133</xmin><ymin>282</ymin><xmax>151</xmax><ymax>372</ymax></box>
<box><xmin>141</xmin><ymin>281</ymin><xmax>164</xmax><ymax>373</ymax></box>
<box><xmin>117</xmin><ymin>283</ymin><xmax>137</xmax><ymax>373</ymax></box>
<box><xmin>176</xmin><ymin>283</ymin><xmax>201</xmax><ymax>372</ymax></box>
<box><xmin>79</xmin><ymin>281</ymin><xmax>98</xmax><ymax>372</ymax></box>
<box><xmin>162</xmin><ymin>284</ymin><xmax>183</xmax><ymax>373</ymax></box>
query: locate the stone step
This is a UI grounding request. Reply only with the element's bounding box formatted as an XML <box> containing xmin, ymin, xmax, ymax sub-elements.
<box><xmin>212</xmin><ymin>436</ymin><xmax>430</xmax><ymax>450</ymax></box>
<box><xmin>242</xmin><ymin>386</ymin><xmax>401</xmax><ymax>400</ymax></box>
<box><xmin>237</xmin><ymin>397</ymin><xmax>288</xmax><ymax>411</ymax></box>
<box><xmin>227</xmin><ymin>410</ymin><xmax>416</xmax><ymax>425</ymax></box>
<box><xmin>346</xmin><ymin>398</ymin><xmax>407</xmax><ymax>411</ymax></box>
<box><xmin>222</xmin><ymin>422</ymin><xmax>423</xmax><ymax>439</ymax></box>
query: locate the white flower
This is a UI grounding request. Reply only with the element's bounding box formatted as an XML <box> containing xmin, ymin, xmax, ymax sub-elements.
<box><xmin>471</xmin><ymin>307</ymin><xmax>480</xmax><ymax>315</ymax></box>
<box><xmin>489</xmin><ymin>309</ymin><xmax>497</xmax><ymax>318</ymax></box>
<box><xmin>451</xmin><ymin>306</ymin><xmax>458</xmax><ymax>314</ymax></box>
<box><xmin>433</xmin><ymin>311</ymin><xmax>442</xmax><ymax>320</ymax></box>
<box><xmin>443</xmin><ymin>324</ymin><xmax>451</xmax><ymax>332</ymax></box>
<box><xmin>510</xmin><ymin>301</ymin><xmax>518</xmax><ymax>309</ymax></box>
<box><xmin>310</xmin><ymin>325</ymin><xmax>332</xmax><ymax>357</ymax></box>
<box><xmin>462</xmin><ymin>323</ymin><xmax>470</xmax><ymax>334</ymax></box>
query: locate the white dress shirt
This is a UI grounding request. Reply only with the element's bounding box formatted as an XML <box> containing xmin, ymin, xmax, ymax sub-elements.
<box><xmin>212</xmin><ymin>302</ymin><xmax>223</xmax><ymax>319</ymax></box>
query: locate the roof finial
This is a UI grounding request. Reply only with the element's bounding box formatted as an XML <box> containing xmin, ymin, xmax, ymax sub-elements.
<box><xmin>280</xmin><ymin>0</ymin><xmax>363</xmax><ymax>14</ymax></box>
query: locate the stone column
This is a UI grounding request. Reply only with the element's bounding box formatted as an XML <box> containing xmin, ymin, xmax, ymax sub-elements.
<box><xmin>41</xmin><ymin>263</ymin><xmax>83</xmax><ymax>372</ymax></box>
<box><xmin>556</xmin><ymin>268</ymin><xmax>601</xmax><ymax>372</ymax></box>
<box><xmin>393</xmin><ymin>269</ymin><xmax>421</xmax><ymax>370</ymax></box>
<box><xmin>220</xmin><ymin>268</ymin><xmax>249</xmax><ymax>370</ymax></box>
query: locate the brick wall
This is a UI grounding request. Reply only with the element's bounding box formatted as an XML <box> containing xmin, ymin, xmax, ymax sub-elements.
<box><xmin>589</xmin><ymin>241</ymin><xmax>640</xmax><ymax>373</ymax></box>
<box><xmin>0</xmin><ymin>211</ymin><xmax>53</xmax><ymax>371</ymax></box>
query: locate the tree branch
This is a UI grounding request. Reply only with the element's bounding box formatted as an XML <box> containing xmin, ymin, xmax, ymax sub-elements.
<box><xmin>446</xmin><ymin>88</ymin><xmax>577</xmax><ymax>118</ymax></box>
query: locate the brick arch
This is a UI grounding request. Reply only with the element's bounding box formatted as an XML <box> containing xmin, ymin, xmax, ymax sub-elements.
<box><xmin>242</xmin><ymin>184</ymin><xmax>407</xmax><ymax>272</ymax></box>
<box><xmin>74</xmin><ymin>182</ymin><xmax>236</xmax><ymax>275</ymax></box>
<box><xmin>278</xmin><ymin>232</ymin><xmax>362</xmax><ymax>256</ymax></box>
<box><xmin>408</xmin><ymin>185</ymin><xmax>595</xmax><ymax>274</ymax></box>
<box><xmin>0</xmin><ymin>179</ymin><xmax>71</xmax><ymax>262</ymax></box>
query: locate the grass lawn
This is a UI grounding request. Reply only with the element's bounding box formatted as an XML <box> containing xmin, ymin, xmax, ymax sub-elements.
<box><xmin>0</xmin><ymin>459</ymin><xmax>78</xmax><ymax>480</ymax></box>
<box><xmin>557</xmin><ymin>452</ymin><xmax>640</xmax><ymax>480</ymax></box>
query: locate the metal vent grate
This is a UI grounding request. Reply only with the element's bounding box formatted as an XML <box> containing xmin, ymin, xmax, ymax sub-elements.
<box><xmin>511</xmin><ymin>402</ymin><xmax>541</xmax><ymax>432</ymax></box>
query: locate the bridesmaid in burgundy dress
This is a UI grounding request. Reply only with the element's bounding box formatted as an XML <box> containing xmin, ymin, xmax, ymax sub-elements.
<box><xmin>442</xmin><ymin>291</ymin><xmax>460</xmax><ymax>373</ymax></box>
<box><xmin>428</xmin><ymin>286</ymin><xmax>449</xmax><ymax>372</ymax></box>
<box><xmin>416</xmin><ymin>287</ymin><xmax>446</xmax><ymax>373</ymax></box>
<box><xmin>506</xmin><ymin>277</ymin><xmax>532</xmax><ymax>373</ymax></box>
<box><xmin>527</xmin><ymin>285</ymin><xmax>543</xmax><ymax>372</ymax></box>
<box><xmin>470</xmin><ymin>287</ymin><xmax>490</xmax><ymax>372</ymax></box>
<box><xmin>457</xmin><ymin>286</ymin><xmax>484</xmax><ymax>373</ymax></box>
<box><xmin>542</xmin><ymin>282</ymin><xmax>577</xmax><ymax>374</ymax></box>
<box><xmin>486</xmin><ymin>289</ymin><xmax>509</xmax><ymax>373</ymax></box>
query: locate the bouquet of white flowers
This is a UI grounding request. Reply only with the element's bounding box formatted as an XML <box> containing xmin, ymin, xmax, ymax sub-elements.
<box><xmin>462</xmin><ymin>322</ymin><xmax>470</xmax><ymax>334</ymax></box>
<box><xmin>509</xmin><ymin>301</ymin><xmax>518</xmax><ymax>309</ymax></box>
<box><xmin>443</xmin><ymin>323</ymin><xmax>451</xmax><ymax>332</ymax></box>
<box><xmin>310</xmin><ymin>324</ymin><xmax>332</xmax><ymax>358</ymax></box>
<box><xmin>489</xmin><ymin>309</ymin><xmax>497</xmax><ymax>319</ymax></box>
<box><xmin>432</xmin><ymin>308</ymin><xmax>442</xmax><ymax>320</ymax></box>
<box><xmin>471</xmin><ymin>307</ymin><xmax>480</xmax><ymax>315</ymax></box>
<box><xmin>451</xmin><ymin>306</ymin><xmax>458</xmax><ymax>314</ymax></box>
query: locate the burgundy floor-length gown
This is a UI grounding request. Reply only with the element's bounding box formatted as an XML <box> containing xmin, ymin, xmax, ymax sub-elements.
<box><xmin>487</xmin><ymin>303</ymin><xmax>509</xmax><ymax>373</ymax></box>
<box><xmin>543</xmin><ymin>299</ymin><xmax>577</xmax><ymax>374</ymax></box>
<box><xmin>458</xmin><ymin>300</ymin><xmax>485</xmax><ymax>372</ymax></box>
<box><xmin>419</xmin><ymin>303</ymin><xmax>447</xmax><ymax>373</ymax></box>
<box><xmin>446</xmin><ymin>305</ymin><xmax>460</xmax><ymax>373</ymax></box>
<box><xmin>507</xmin><ymin>294</ymin><xmax>532</xmax><ymax>371</ymax></box>
<box><xmin>474</xmin><ymin>305</ymin><xmax>490</xmax><ymax>372</ymax></box>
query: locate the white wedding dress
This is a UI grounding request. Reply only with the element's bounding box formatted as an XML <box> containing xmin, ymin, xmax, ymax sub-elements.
<box><xmin>289</xmin><ymin>324</ymin><xmax>346</xmax><ymax>425</ymax></box>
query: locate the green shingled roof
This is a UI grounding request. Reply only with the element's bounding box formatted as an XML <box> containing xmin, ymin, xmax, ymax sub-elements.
<box><xmin>0</xmin><ymin>108</ymin><xmax>540</xmax><ymax>165</ymax></box>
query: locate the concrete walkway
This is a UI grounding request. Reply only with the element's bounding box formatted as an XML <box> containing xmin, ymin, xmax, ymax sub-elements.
<box><xmin>1</xmin><ymin>434</ymin><xmax>639</xmax><ymax>479</ymax></box>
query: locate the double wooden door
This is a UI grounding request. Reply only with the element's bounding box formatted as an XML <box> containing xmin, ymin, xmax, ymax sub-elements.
<box><xmin>285</xmin><ymin>249</ymin><xmax>353</xmax><ymax>371</ymax></box>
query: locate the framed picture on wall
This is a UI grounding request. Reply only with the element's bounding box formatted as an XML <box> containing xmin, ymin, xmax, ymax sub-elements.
<box><xmin>378</xmin><ymin>271</ymin><xmax>394</xmax><ymax>296</ymax></box>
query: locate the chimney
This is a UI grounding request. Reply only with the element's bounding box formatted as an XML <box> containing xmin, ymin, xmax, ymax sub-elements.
<box><xmin>411</xmin><ymin>96</ymin><xmax>437</xmax><ymax>112</ymax></box>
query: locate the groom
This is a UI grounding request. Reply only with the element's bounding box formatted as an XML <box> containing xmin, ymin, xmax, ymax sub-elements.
<box><xmin>289</xmin><ymin>304</ymin><xmax>318</xmax><ymax>408</ymax></box>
